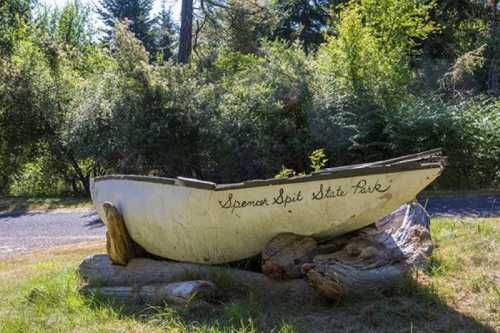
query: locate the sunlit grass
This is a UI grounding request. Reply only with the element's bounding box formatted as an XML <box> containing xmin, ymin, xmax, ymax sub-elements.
<box><xmin>0</xmin><ymin>217</ymin><xmax>498</xmax><ymax>332</ymax></box>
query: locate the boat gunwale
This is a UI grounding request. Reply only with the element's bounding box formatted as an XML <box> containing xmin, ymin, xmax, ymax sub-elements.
<box><xmin>92</xmin><ymin>149</ymin><xmax>446</xmax><ymax>191</ymax></box>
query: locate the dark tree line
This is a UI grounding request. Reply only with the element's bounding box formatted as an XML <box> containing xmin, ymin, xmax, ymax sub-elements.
<box><xmin>0</xmin><ymin>0</ymin><xmax>499</xmax><ymax>196</ymax></box>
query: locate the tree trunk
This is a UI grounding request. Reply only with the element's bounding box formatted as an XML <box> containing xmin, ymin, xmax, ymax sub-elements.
<box><xmin>178</xmin><ymin>0</ymin><xmax>193</xmax><ymax>64</ymax></box>
<box><xmin>82</xmin><ymin>280</ymin><xmax>216</xmax><ymax>306</ymax></box>
<box><xmin>69</xmin><ymin>156</ymin><xmax>90</xmax><ymax>195</ymax></box>
<box><xmin>488</xmin><ymin>0</ymin><xmax>498</xmax><ymax>94</ymax></box>
<box><xmin>103</xmin><ymin>202</ymin><xmax>145</xmax><ymax>265</ymax></box>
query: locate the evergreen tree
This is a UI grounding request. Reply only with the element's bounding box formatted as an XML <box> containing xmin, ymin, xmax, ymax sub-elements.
<box><xmin>97</xmin><ymin>0</ymin><xmax>155</xmax><ymax>52</ymax></box>
<box><xmin>270</xmin><ymin>0</ymin><xmax>341</xmax><ymax>53</ymax></box>
<box><xmin>153</xmin><ymin>1</ymin><xmax>176</xmax><ymax>62</ymax></box>
<box><xmin>199</xmin><ymin>0</ymin><xmax>272</xmax><ymax>55</ymax></box>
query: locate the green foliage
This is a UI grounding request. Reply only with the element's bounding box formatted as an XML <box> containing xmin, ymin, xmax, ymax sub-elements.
<box><xmin>383</xmin><ymin>96</ymin><xmax>500</xmax><ymax>188</ymax></box>
<box><xmin>97</xmin><ymin>0</ymin><xmax>156</xmax><ymax>53</ymax></box>
<box><xmin>67</xmin><ymin>21</ymin><xmax>216</xmax><ymax>178</ymax></box>
<box><xmin>152</xmin><ymin>1</ymin><xmax>176</xmax><ymax>62</ymax></box>
<box><xmin>316</xmin><ymin>0</ymin><xmax>435</xmax><ymax>107</ymax></box>
<box><xmin>0</xmin><ymin>0</ymin><xmax>112</xmax><ymax>195</ymax></box>
<box><xmin>221</xmin><ymin>0</ymin><xmax>271</xmax><ymax>54</ymax></box>
<box><xmin>209</xmin><ymin>41</ymin><xmax>313</xmax><ymax>181</ymax></box>
<box><xmin>274</xmin><ymin>167</ymin><xmax>297</xmax><ymax>179</ymax></box>
<box><xmin>424</xmin><ymin>0</ymin><xmax>489</xmax><ymax>60</ymax></box>
<box><xmin>0</xmin><ymin>0</ymin><xmax>32</xmax><ymax>56</ymax></box>
<box><xmin>52</xmin><ymin>0</ymin><xmax>93</xmax><ymax>50</ymax></box>
<box><xmin>1</xmin><ymin>0</ymin><xmax>499</xmax><ymax>196</ymax></box>
<box><xmin>196</xmin><ymin>0</ymin><xmax>273</xmax><ymax>58</ymax></box>
<box><xmin>274</xmin><ymin>148</ymin><xmax>328</xmax><ymax>178</ymax></box>
<box><xmin>309</xmin><ymin>148</ymin><xmax>328</xmax><ymax>172</ymax></box>
<box><xmin>270</xmin><ymin>0</ymin><xmax>335</xmax><ymax>53</ymax></box>
<box><xmin>8</xmin><ymin>152</ymin><xmax>69</xmax><ymax>197</ymax></box>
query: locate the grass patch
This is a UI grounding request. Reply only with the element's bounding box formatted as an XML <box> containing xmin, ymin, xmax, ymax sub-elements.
<box><xmin>0</xmin><ymin>217</ymin><xmax>498</xmax><ymax>332</ymax></box>
<box><xmin>0</xmin><ymin>196</ymin><xmax>92</xmax><ymax>213</ymax></box>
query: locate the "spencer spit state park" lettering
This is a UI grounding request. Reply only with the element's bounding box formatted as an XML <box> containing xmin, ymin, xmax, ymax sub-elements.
<box><xmin>218</xmin><ymin>178</ymin><xmax>391</xmax><ymax>214</ymax></box>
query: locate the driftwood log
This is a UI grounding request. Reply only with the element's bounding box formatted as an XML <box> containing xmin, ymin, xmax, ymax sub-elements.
<box><xmin>79</xmin><ymin>255</ymin><xmax>320</xmax><ymax>303</ymax></box>
<box><xmin>261</xmin><ymin>203</ymin><xmax>432</xmax><ymax>299</ymax></box>
<box><xmin>103</xmin><ymin>202</ymin><xmax>145</xmax><ymax>265</ymax></box>
<box><xmin>82</xmin><ymin>280</ymin><xmax>216</xmax><ymax>306</ymax></box>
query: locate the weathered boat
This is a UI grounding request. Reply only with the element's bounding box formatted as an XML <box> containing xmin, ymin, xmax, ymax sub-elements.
<box><xmin>90</xmin><ymin>149</ymin><xmax>446</xmax><ymax>264</ymax></box>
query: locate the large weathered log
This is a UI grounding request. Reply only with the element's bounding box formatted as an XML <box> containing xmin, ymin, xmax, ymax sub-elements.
<box><xmin>79</xmin><ymin>255</ymin><xmax>320</xmax><ymax>303</ymax></box>
<box><xmin>82</xmin><ymin>280</ymin><xmax>216</xmax><ymax>306</ymax></box>
<box><xmin>103</xmin><ymin>202</ymin><xmax>144</xmax><ymax>265</ymax></box>
<box><xmin>305</xmin><ymin>203</ymin><xmax>432</xmax><ymax>299</ymax></box>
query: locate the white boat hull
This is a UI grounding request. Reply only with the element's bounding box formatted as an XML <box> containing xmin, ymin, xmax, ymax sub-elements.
<box><xmin>91</xmin><ymin>160</ymin><xmax>443</xmax><ymax>264</ymax></box>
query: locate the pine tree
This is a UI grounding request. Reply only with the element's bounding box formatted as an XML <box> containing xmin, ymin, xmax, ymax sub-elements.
<box><xmin>153</xmin><ymin>1</ymin><xmax>176</xmax><ymax>62</ymax></box>
<box><xmin>271</xmin><ymin>0</ymin><xmax>339</xmax><ymax>53</ymax></box>
<box><xmin>97</xmin><ymin>0</ymin><xmax>155</xmax><ymax>52</ymax></box>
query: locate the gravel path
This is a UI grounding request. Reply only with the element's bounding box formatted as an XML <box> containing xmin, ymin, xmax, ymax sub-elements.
<box><xmin>0</xmin><ymin>194</ymin><xmax>498</xmax><ymax>257</ymax></box>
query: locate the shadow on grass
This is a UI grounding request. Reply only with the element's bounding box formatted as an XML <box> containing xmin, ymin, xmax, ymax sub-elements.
<box><xmin>83</xmin><ymin>275</ymin><xmax>496</xmax><ymax>333</ymax></box>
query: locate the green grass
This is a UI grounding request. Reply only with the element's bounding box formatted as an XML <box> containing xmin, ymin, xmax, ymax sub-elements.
<box><xmin>0</xmin><ymin>217</ymin><xmax>498</xmax><ymax>332</ymax></box>
<box><xmin>0</xmin><ymin>196</ymin><xmax>92</xmax><ymax>213</ymax></box>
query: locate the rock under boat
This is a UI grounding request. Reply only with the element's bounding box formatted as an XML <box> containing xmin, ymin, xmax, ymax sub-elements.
<box><xmin>90</xmin><ymin>149</ymin><xmax>446</xmax><ymax>264</ymax></box>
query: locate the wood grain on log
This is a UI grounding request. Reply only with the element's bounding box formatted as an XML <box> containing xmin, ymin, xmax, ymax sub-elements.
<box><xmin>103</xmin><ymin>202</ymin><xmax>144</xmax><ymax>265</ymax></box>
<box><xmin>82</xmin><ymin>280</ymin><xmax>215</xmax><ymax>306</ymax></box>
<box><xmin>262</xmin><ymin>233</ymin><xmax>317</xmax><ymax>279</ymax></box>
<box><xmin>305</xmin><ymin>203</ymin><xmax>432</xmax><ymax>299</ymax></box>
<box><xmin>79</xmin><ymin>254</ymin><xmax>320</xmax><ymax>303</ymax></box>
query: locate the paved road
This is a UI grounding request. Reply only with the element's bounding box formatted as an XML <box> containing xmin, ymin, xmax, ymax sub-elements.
<box><xmin>0</xmin><ymin>195</ymin><xmax>498</xmax><ymax>257</ymax></box>
<box><xmin>418</xmin><ymin>194</ymin><xmax>499</xmax><ymax>218</ymax></box>
<box><xmin>0</xmin><ymin>209</ymin><xmax>105</xmax><ymax>257</ymax></box>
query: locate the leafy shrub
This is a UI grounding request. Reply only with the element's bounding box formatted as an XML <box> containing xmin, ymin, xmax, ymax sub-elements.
<box><xmin>308</xmin><ymin>0</ymin><xmax>437</xmax><ymax>166</ymax></box>
<box><xmin>9</xmin><ymin>151</ymin><xmax>70</xmax><ymax>197</ymax></box>
<box><xmin>207</xmin><ymin>41</ymin><xmax>314</xmax><ymax>182</ymax></box>
<box><xmin>274</xmin><ymin>148</ymin><xmax>328</xmax><ymax>178</ymax></box>
<box><xmin>2</xmin><ymin>8</ymin><xmax>499</xmax><ymax>197</ymax></box>
<box><xmin>452</xmin><ymin>98</ymin><xmax>500</xmax><ymax>188</ymax></box>
<box><xmin>315</xmin><ymin>0</ymin><xmax>435</xmax><ymax>108</ymax></box>
<box><xmin>67</xmin><ymin>22</ymin><xmax>218</xmax><ymax>179</ymax></box>
<box><xmin>383</xmin><ymin>96</ymin><xmax>500</xmax><ymax>188</ymax></box>
<box><xmin>309</xmin><ymin>148</ymin><xmax>328</xmax><ymax>172</ymax></box>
